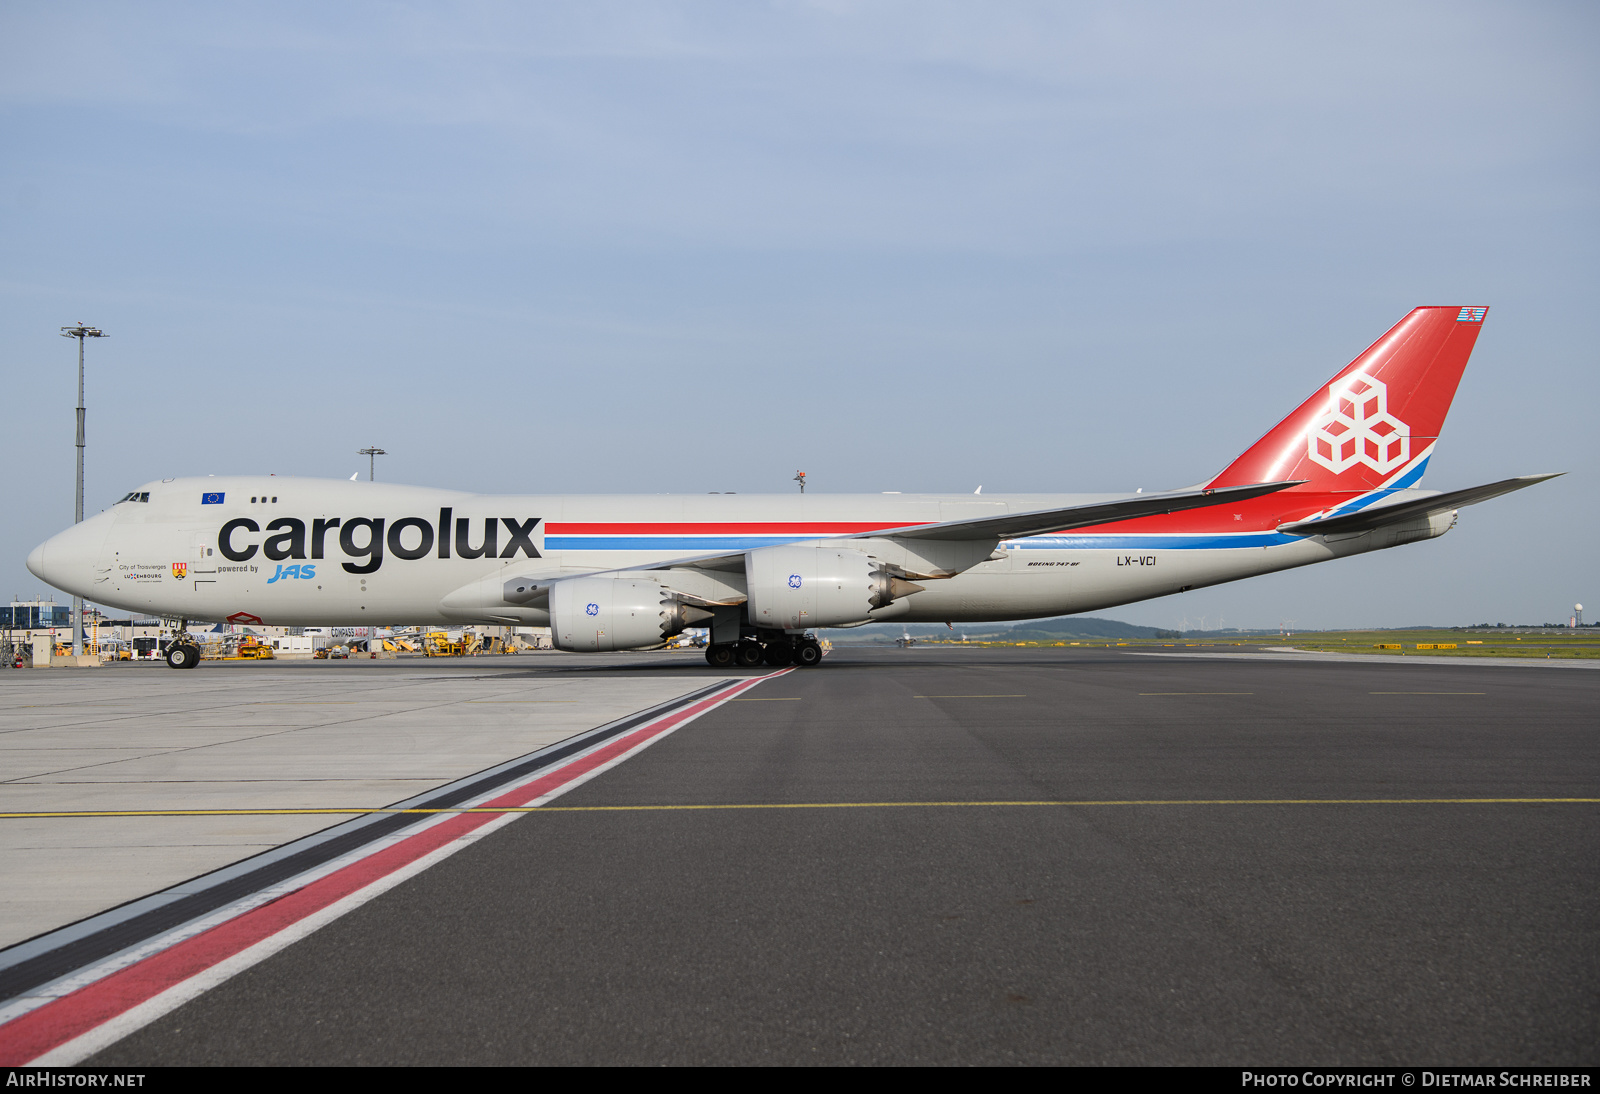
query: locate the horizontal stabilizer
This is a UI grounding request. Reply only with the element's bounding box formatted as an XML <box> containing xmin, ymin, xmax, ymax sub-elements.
<box><xmin>1278</xmin><ymin>474</ymin><xmax>1561</xmax><ymax>537</ymax></box>
<box><xmin>881</xmin><ymin>481</ymin><xmax>1304</xmax><ymax>542</ymax></box>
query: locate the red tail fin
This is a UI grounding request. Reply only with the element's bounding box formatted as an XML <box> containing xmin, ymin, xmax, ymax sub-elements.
<box><xmin>1207</xmin><ymin>307</ymin><xmax>1488</xmax><ymax>492</ymax></box>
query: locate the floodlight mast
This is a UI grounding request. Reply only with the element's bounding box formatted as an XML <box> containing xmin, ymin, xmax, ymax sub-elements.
<box><xmin>359</xmin><ymin>446</ymin><xmax>386</xmax><ymax>482</ymax></box>
<box><xmin>60</xmin><ymin>324</ymin><xmax>105</xmax><ymax>658</ymax></box>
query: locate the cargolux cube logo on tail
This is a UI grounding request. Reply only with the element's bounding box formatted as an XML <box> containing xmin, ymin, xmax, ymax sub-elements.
<box><xmin>1306</xmin><ymin>372</ymin><xmax>1410</xmax><ymax>475</ymax></box>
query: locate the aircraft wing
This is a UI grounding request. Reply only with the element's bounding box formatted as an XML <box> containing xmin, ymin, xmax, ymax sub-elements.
<box><xmin>1277</xmin><ymin>474</ymin><xmax>1560</xmax><ymax>537</ymax></box>
<box><xmin>487</xmin><ymin>480</ymin><xmax>1310</xmax><ymax>608</ymax></box>
<box><xmin>874</xmin><ymin>480</ymin><xmax>1304</xmax><ymax>541</ymax></box>
<box><xmin>606</xmin><ymin>480</ymin><xmax>1305</xmax><ymax>579</ymax></box>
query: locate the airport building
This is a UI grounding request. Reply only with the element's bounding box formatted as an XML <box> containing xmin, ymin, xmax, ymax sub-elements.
<box><xmin>1</xmin><ymin>602</ymin><xmax>168</xmax><ymax>666</ymax></box>
<box><xmin>1</xmin><ymin>600</ymin><xmax>73</xmax><ymax>630</ymax></box>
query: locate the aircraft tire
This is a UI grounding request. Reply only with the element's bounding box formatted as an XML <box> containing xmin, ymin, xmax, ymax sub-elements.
<box><xmin>734</xmin><ymin>642</ymin><xmax>764</xmax><ymax>668</ymax></box>
<box><xmin>762</xmin><ymin>643</ymin><xmax>792</xmax><ymax>667</ymax></box>
<box><xmin>165</xmin><ymin>644</ymin><xmax>199</xmax><ymax>670</ymax></box>
<box><xmin>705</xmin><ymin>645</ymin><xmax>736</xmax><ymax>668</ymax></box>
<box><xmin>793</xmin><ymin>642</ymin><xmax>822</xmax><ymax>667</ymax></box>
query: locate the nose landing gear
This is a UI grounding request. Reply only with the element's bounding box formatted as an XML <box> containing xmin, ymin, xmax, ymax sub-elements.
<box><xmin>161</xmin><ymin>617</ymin><xmax>201</xmax><ymax>669</ymax></box>
<box><xmin>164</xmin><ymin>641</ymin><xmax>200</xmax><ymax>669</ymax></box>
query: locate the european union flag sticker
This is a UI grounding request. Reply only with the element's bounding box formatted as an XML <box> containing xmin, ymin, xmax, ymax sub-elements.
<box><xmin>201</xmin><ymin>492</ymin><xmax>225</xmax><ymax>505</ymax></box>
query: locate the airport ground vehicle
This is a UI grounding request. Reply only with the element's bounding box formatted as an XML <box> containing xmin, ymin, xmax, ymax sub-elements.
<box><xmin>224</xmin><ymin>636</ymin><xmax>274</xmax><ymax>660</ymax></box>
<box><xmin>96</xmin><ymin>639</ymin><xmax>132</xmax><ymax>661</ymax></box>
<box><xmin>27</xmin><ymin>307</ymin><xmax>1557</xmax><ymax>669</ymax></box>
<box><xmin>422</xmin><ymin>632</ymin><xmax>468</xmax><ymax>656</ymax></box>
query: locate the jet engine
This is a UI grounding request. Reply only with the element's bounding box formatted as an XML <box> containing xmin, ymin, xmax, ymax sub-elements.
<box><xmin>550</xmin><ymin>577</ymin><xmax>712</xmax><ymax>652</ymax></box>
<box><xmin>745</xmin><ymin>546</ymin><xmax>923</xmax><ymax>630</ymax></box>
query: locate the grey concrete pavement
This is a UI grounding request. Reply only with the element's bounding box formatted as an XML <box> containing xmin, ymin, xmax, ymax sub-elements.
<box><xmin>0</xmin><ymin>653</ymin><xmax>730</xmax><ymax>947</ymax></box>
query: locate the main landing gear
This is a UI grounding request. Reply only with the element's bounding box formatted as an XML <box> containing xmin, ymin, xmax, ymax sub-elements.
<box><xmin>705</xmin><ymin>635</ymin><xmax>823</xmax><ymax>669</ymax></box>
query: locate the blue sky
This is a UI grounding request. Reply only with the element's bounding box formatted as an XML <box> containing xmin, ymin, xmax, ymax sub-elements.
<box><xmin>2</xmin><ymin>1</ymin><xmax>1595</xmax><ymax>629</ymax></box>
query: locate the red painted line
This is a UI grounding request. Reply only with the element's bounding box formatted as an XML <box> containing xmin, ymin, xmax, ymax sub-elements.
<box><xmin>543</xmin><ymin>522</ymin><xmax>929</xmax><ymax>535</ymax></box>
<box><xmin>0</xmin><ymin>675</ymin><xmax>776</xmax><ymax>1065</ymax></box>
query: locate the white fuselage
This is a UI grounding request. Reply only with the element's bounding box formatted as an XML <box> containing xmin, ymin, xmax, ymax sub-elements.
<box><xmin>27</xmin><ymin>475</ymin><xmax>1435</xmax><ymax>629</ymax></box>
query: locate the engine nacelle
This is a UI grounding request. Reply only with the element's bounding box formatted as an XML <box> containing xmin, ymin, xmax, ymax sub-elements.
<box><xmin>550</xmin><ymin>577</ymin><xmax>711</xmax><ymax>652</ymax></box>
<box><xmin>1378</xmin><ymin>509</ymin><xmax>1457</xmax><ymax>549</ymax></box>
<box><xmin>745</xmin><ymin>545</ymin><xmax>922</xmax><ymax>630</ymax></box>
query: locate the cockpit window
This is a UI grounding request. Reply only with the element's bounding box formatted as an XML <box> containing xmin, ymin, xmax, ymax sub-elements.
<box><xmin>117</xmin><ymin>491</ymin><xmax>151</xmax><ymax>503</ymax></box>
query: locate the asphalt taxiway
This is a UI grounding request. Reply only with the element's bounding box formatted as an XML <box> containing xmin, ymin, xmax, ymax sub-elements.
<box><xmin>1</xmin><ymin>647</ymin><xmax>1594</xmax><ymax>1065</ymax></box>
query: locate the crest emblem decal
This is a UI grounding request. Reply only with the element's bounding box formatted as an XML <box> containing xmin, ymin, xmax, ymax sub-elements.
<box><xmin>171</xmin><ymin>562</ymin><xmax>187</xmax><ymax>579</ymax></box>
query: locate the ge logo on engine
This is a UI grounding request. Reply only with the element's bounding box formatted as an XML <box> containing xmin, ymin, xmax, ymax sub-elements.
<box><xmin>585</xmin><ymin>602</ymin><xmax>599</xmax><ymax>616</ymax></box>
<box><xmin>788</xmin><ymin>574</ymin><xmax>802</xmax><ymax>588</ymax></box>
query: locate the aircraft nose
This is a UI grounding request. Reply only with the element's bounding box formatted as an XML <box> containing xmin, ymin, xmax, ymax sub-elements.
<box><xmin>26</xmin><ymin>517</ymin><xmax>111</xmax><ymax>598</ymax></box>
<box><xmin>26</xmin><ymin>540</ymin><xmax>48</xmax><ymax>580</ymax></box>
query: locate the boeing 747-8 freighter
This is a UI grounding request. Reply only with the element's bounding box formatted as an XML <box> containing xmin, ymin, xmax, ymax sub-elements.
<box><xmin>27</xmin><ymin>306</ymin><xmax>1557</xmax><ymax>668</ymax></box>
